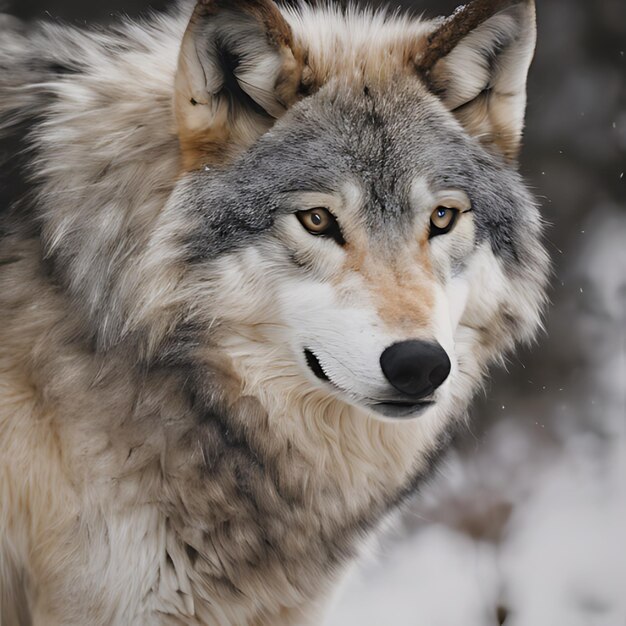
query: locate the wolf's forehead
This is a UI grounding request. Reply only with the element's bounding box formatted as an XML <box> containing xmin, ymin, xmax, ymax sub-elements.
<box><xmin>283</xmin><ymin>5</ymin><xmax>435</xmax><ymax>87</ymax></box>
<box><xmin>185</xmin><ymin>76</ymin><xmax>526</xmax><ymax>263</ymax></box>
<box><xmin>261</xmin><ymin>82</ymin><xmax>478</xmax><ymax>221</ymax></box>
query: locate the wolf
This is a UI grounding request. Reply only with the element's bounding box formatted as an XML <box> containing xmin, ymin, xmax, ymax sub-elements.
<box><xmin>0</xmin><ymin>0</ymin><xmax>549</xmax><ymax>623</ymax></box>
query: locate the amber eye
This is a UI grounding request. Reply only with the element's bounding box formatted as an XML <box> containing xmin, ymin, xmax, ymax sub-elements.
<box><xmin>429</xmin><ymin>206</ymin><xmax>460</xmax><ymax>238</ymax></box>
<box><xmin>297</xmin><ymin>208</ymin><xmax>331</xmax><ymax>233</ymax></box>
<box><xmin>296</xmin><ymin>208</ymin><xmax>345</xmax><ymax>245</ymax></box>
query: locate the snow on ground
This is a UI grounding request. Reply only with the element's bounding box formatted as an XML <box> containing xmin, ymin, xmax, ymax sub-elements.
<box><xmin>327</xmin><ymin>427</ymin><xmax>626</xmax><ymax>626</ymax></box>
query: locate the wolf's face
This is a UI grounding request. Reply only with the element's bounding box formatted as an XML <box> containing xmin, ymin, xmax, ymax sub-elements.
<box><xmin>262</xmin><ymin>85</ymin><xmax>497</xmax><ymax>421</ymax></box>
<box><xmin>139</xmin><ymin>0</ymin><xmax>548</xmax><ymax>425</ymax></box>
<box><xmin>171</xmin><ymin>77</ymin><xmax>545</xmax><ymax>423</ymax></box>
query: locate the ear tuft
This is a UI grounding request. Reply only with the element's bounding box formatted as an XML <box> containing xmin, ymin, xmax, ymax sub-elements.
<box><xmin>175</xmin><ymin>0</ymin><xmax>303</xmax><ymax>170</ymax></box>
<box><xmin>417</xmin><ymin>0</ymin><xmax>536</xmax><ymax>163</ymax></box>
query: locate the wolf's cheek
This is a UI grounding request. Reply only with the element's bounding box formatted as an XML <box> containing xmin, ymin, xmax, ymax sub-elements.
<box><xmin>274</xmin><ymin>277</ymin><xmax>394</xmax><ymax>395</ymax></box>
<box><xmin>445</xmin><ymin>275</ymin><xmax>471</xmax><ymax>334</ymax></box>
<box><xmin>460</xmin><ymin>244</ymin><xmax>515</xmax><ymax>333</ymax></box>
<box><xmin>452</xmin><ymin>243</ymin><xmax>531</xmax><ymax>387</ymax></box>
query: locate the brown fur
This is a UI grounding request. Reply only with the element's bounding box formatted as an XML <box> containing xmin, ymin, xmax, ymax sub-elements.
<box><xmin>416</xmin><ymin>0</ymin><xmax>523</xmax><ymax>76</ymax></box>
<box><xmin>175</xmin><ymin>0</ymin><xmax>305</xmax><ymax>170</ymax></box>
<box><xmin>0</xmin><ymin>1</ymin><xmax>546</xmax><ymax>623</ymax></box>
<box><xmin>417</xmin><ymin>0</ymin><xmax>536</xmax><ymax>160</ymax></box>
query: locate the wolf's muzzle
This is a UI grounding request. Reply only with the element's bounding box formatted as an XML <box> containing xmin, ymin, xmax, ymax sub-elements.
<box><xmin>304</xmin><ymin>348</ymin><xmax>330</xmax><ymax>382</ymax></box>
<box><xmin>379</xmin><ymin>340</ymin><xmax>451</xmax><ymax>399</ymax></box>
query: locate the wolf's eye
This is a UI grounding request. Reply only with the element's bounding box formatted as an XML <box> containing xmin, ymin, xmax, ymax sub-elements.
<box><xmin>429</xmin><ymin>207</ymin><xmax>460</xmax><ymax>238</ymax></box>
<box><xmin>296</xmin><ymin>208</ymin><xmax>345</xmax><ymax>245</ymax></box>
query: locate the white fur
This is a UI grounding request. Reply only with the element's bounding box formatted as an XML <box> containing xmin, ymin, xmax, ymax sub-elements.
<box><xmin>0</xmin><ymin>2</ymin><xmax>546</xmax><ymax>624</ymax></box>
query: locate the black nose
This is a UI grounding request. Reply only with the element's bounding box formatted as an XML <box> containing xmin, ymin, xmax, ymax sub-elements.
<box><xmin>380</xmin><ymin>340</ymin><xmax>451</xmax><ymax>398</ymax></box>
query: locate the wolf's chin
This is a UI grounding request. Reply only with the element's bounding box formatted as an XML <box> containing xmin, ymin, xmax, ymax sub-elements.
<box><xmin>366</xmin><ymin>401</ymin><xmax>434</xmax><ymax>420</ymax></box>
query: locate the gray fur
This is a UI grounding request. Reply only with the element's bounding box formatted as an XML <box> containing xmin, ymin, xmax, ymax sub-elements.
<box><xmin>0</xmin><ymin>2</ymin><xmax>549</xmax><ymax>624</ymax></box>
<box><xmin>184</xmin><ymin>78</ymin><xmax>543</xmax><ymax>273</ymax></box>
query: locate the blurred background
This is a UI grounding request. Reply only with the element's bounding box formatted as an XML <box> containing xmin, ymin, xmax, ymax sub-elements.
<box><xmin>2</xmin><ymin>1</ymin><xmax>625</xmax><ymax>624</ymax></box>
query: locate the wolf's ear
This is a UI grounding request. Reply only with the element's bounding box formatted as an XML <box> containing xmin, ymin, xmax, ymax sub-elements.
<box><xmin>174</xmin><ymin>0</ymin><xmax>303</xmax><ymax>170</ymax></box>
<box><xmin>417</xmin><ymin>0</ymin><xmax>536</xmax><ymax>163</ymax></box>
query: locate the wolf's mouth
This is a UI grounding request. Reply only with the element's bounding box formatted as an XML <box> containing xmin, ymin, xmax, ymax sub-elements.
<box><xmin>304</xmin><ymin>348</ymin><xmax>331</xmax><ymax>382</ymax></box>
<box><xmin>304</xmin><ymin>348</ymin><xmax>434</xmax><ymax>419</ymax></box>
<box><xmin>368</xmin><ymin>400</ymin><xmax>434</xmax><ymax>419</ymax></box>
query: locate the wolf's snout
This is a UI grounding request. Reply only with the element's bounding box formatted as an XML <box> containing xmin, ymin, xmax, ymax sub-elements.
<box><xmin>380</xmin><ymin>341</ymin><xmax>451</xmax><ymax>398</ymax></box>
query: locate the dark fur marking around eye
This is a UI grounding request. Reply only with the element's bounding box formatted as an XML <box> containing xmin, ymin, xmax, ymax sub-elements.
<box><xmin>429</xmin><ymin>207</ymin><xmax>460</xmax><ymax>238</ymax></box>
<box><xmin>296</xmin><ymin>209</ymin><xmax>346</xmax><ymax>246</ymax></box>
<box><xmin>321</xmin><ymin>218</ymin><xmax>345</xmax><ymax>245</ymax></box>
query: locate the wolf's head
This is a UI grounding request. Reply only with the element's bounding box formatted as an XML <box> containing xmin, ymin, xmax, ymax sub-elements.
<box><xmin>15</xmin><ymin>0</ymin><xmax>538</xmax><ymax>436</ymax></box>
<box><xmin>137</xmin><ymin>0</ymin><xmax>547</xmax><ymax>425</ymax></box>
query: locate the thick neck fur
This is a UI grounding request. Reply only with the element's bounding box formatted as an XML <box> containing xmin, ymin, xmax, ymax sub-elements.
<box><xmin>0</xmin><ymin>238</ymin><xmax>448</xmax><ymax>624</ymax></box>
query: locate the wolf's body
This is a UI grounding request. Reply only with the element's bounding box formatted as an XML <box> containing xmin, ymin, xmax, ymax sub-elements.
<box><xmin>0</xmin><ymin>1</ymin><xmax>548</xmax><ymax>624</ymax></box>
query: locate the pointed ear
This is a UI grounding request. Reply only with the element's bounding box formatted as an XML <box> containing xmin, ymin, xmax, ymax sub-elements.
<box><xmin>417</xmin><ymin>0</ymin><xmax>536</xmax><ymax>163</ymax></box>
<box><xmin>174</xmin><ymin>0</ymin><xmax>303</xmax><ymax>170</ymax></box>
